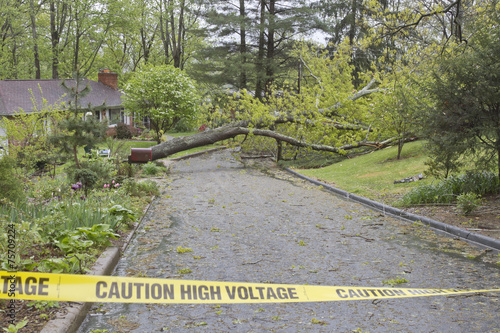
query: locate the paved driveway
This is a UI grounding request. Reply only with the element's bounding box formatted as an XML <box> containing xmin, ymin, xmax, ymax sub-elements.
<box><xmin>78</xmin><ymin>150</ymin><xmax>500</xmax><ymax>332</ymax></box>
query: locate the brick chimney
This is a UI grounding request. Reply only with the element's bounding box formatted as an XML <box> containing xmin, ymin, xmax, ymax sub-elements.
<box><xmin>98</xmin><ymin>68</ymin><xmax>118</xmax><ymax>90</ymax></box>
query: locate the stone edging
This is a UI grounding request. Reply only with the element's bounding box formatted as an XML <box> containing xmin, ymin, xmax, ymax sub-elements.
<box><xmin>284</xmin><ymin>168</ymin><xmax>500</xmax><ymax>251</ymax></box>
<box><xmin>39</xmin><ymin>247</ymin><xmax>120</xmax><ymax>333</ymax></box>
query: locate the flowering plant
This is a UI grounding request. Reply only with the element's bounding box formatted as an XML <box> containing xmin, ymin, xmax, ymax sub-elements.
<box><xmin>71</xmin><ymin>182</ymin><xmax>82</xmax><ymax>191</ymax></box>
<box><xmin>456</xmin><ymin>192</ymin><xmax>481</xmax><ymax>215</ymax></box>
<box><xmin>103</xmin><ymin>180</ymin><xmax>120</xmax><ymax>189</ymax></box>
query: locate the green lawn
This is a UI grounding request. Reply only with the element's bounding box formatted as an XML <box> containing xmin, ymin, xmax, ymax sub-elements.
<box><xmin>166</xmin><ymin>131</ymin><xmax>197</xmax><ymax>138</ymax></box>
<box><xmin>296</xmin><ymin>141</ymin><xmax>432</xmax><ymax>203</ymax></box>
<box><xmin>117</xmin><ymin>140</ymin><xmax>157</xmax><ymax>150</ymax></box>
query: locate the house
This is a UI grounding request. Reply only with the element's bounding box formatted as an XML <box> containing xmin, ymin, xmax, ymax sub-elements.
<box><xmin>0</xmin><ymin>69</ymin><xmax>134</xmax><ymax>150</ymax></box>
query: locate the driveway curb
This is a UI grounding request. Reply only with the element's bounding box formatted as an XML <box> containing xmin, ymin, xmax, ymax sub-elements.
<box><xmin>39</xmin><ymin>247</ymin><xmax>120</xmax><ymax>333</ymax></box>
<box><xmin>285</xmin><ymin>168</ymin><xmax>500</xmax><ymax>251</ymax></box>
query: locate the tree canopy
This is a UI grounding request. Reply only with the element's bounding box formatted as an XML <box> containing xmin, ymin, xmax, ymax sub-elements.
<box><xmin>1</xmin><ymin>0</ymin><xmax>499</xmax><ymax>178</ymax></box>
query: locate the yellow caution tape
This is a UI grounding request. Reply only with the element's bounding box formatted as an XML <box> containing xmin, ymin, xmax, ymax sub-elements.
<box><xmin>1</xmin><ymin>271</ymin><xmax>499</xmax><ymax>304</ymax></box>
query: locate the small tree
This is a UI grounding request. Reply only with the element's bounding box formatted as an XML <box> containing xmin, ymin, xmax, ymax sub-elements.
<box><xmin>0</xmin><ymin>156</ymin><xmax>25</xmax><ymax>202</ymax></box>
<box><xmin>373</xmin><ymin>60</ymin><xmax>426</xmax><ymax>160</ymax></box>
<box><xmin>123</xmin><ymin>65</ymin><xmax>199</xmax><ymax>144</ymax></box>
<box><xmin>49</xmin><ymin>73</ymin><xmax>107</xmax><ymax>169</ymax></box>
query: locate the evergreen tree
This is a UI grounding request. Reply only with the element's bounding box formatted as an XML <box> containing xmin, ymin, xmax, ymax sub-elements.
<box><xmin>49</xmin><ymin>72</ymin><xmax>107</xmax><ymax>168</ymax></box>
<box><xmin>424</xmin><ymin>7</ymin><xmax>500</xmax><ymax>177</ymax></box>
<box><xmin>200</xmin><ymin>0</ymin><xmax>321</xmax><ymax>98</ymax></box>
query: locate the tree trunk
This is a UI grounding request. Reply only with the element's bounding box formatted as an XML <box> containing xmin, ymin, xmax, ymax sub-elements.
<box><xmin>74</xmin><ymin>10</ymin><xmax>80</xmax><ymax>73</ymax></box>
<box><xmin>141</xmin><ymin>28</ymin><xmax>150</xmax><ymax>63</ymax></box>
<box><xmin>255</xmin><ymin>0</ymin><xmax>266</xmax><ymax>100</ymax></box>
<box><xmin>239</xmin><ymin>0</ymin><xmax>247</xmax><ymax>90</ymax></box>
<box><xmin>50</xmin><ymin>1</ymin><xmax>59</xmax><ymax>79</ymax></box>
<box><xmin>265</xmin><ymin>0</ymin><xmax>275</xmax><ymax>97</ymax></box>
<box><xmin>397</xmin><ymin>138</ymin><xmax>404</xmax><ymax>160</ymax></box>
<box><xmin>50</xmin><ymin>0</ymin><xmax>67</xmax><ymax>79</ymax></box>
<box><xmin>276</xmin><ymin>139</ymin><xmax>282</xmax><ymax>162</ymax></box>
<box><xmin>170</xmin><ymin>0</ymin><xmax>184</xmax><ymax>68</ymax></box>
<box><xmin>29</xmin><ymin>0</ymin><xmax>41</xmax><ymax>79</ymax></box>
<box><xmin>348</xmin><ymin>0</ymin><xmax>357</xmax><ymax>46</ymax></box>
<box><xmin>10</xmin><ymin>25</ymin><xmax>18</xmax><ymax>79</ymax></box>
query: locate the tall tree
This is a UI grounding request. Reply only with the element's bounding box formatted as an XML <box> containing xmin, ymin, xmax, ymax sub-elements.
<box><xmin>0</xmin><ymin>0</ymin><xmax>29</xmax><ymax>79</ymax></box>
<box><xmin>197</xmin><ymin>0</ymin><xmax>252</xmax><ymax>89</ymax></box>
<box><xmin>203</xmin><ymin>0</ymin><xmax>321</xmax><ymax>98</ymax></box>
<box><xmin>157</xmin><ymin>0</ymin><xmax>204</xmax><ymax>69</ymax></box>
<box><xmin>49</xmin><ymin>73</ymin><xmax>107</xmax><ymax>168</ymax></box>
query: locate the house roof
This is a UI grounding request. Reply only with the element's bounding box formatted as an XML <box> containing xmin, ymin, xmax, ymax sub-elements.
<box><xmin>0</xmin><ymin>79</ymin><xmax>122</xmax><ymax>116</ymax></box>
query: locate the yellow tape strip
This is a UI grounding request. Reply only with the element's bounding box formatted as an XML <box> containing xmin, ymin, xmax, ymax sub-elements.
<box><xmin>1</xmin><ymin>271</ymin><xmax>499</xmax><ymax>304</ymax></box>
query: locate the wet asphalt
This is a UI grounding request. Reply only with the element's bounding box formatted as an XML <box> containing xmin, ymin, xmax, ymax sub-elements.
<box><xmin>78</xmin><ymin>149</ymin><xmax>500</xmax><ymax>332</ymax></box>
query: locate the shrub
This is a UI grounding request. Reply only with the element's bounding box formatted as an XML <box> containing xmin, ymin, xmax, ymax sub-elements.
<box><xmin>26</xmin><ymin>176</ymin><xmax>68</xmax><ymax>202</ymax></box>
<box><xmin>397</xmin><ymin>171</ymin><xmax>499</xmax><ymax>206</ymax></box>
<box><xmin>82</xmin><ymin>158</ymin><xmax>117</xmax><ymax>182</ymax></box>
<box><xmin>106</xmin><ymin>127</ymin><xmax>117</xmax><ymax>138</ymax></box>
<box><xmin>118</xmin><ymin>161</ymin><xmax>139</xmax><ymax>178</ymax></box>
<box><xmin>142</xmin><ymin>162</ymin><xmax>167</xmax><ymax>176</ymax></box>
<box><xmin>73</xmin><ymin>168</ymin><xmax>98</xmax><ymax>195</ymax></box>
<box><xmin>129</xmin><ymin>126</ymin><xmax>139</xmax><ymax>137</ymax></box>
<box><xmin>173</xmin><ymin>118</ymin><xmax>196</xmax><ymax>132</ymax></box>
<box><xmin>133</xmin><ymin>128</ymin><xmax>154</xmax><ymax>141</ymax></box>
<box><xmin>121</xmin><ymin>179</ymin><xmax>160</xmax><ymax>197</ymax></box>
<box><xmin>116</xmin><ymin>122</ymin><xmax>132</xmax><ymax>139</ymax></box>
<box><xmin>456</xmin><ymin>193</ymin><xmax>481</xmax><ymax>215</ymax></box>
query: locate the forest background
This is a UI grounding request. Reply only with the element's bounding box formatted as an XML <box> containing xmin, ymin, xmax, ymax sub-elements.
<box><xmin>1</xmin><ymin>2</ymin><xmax>500</xmax><ymax>330</ymax></box>
<box><xmin>1</xmin><ymin>0</ymin><xmax>500</xmax><ymax>188</ymax></box>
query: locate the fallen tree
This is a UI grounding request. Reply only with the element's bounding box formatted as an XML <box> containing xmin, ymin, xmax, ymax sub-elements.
<box><xmin>150</xmin><ymin>124</ymin><xmax>398</xmax><ymax>161</ymax></box>
<box><xmin>137</xmin><ymin>42</ymin><xmax>410</xmax><ymax>161</ymax></box>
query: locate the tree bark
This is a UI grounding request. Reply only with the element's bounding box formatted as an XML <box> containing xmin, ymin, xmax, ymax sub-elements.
<box><xmin>50</xmin><ymin>0</ymin><xmax>67</xmax><ymax>79</ymax></box>
<box><xmin>265</xmin><ymin>0</ymin><xmax>275</xmax><ymax>97</ymax></box>
<box><xmin>255</xmin><ymin>0</ymin><xmax>266</xmax><ymax>100</ymax></box>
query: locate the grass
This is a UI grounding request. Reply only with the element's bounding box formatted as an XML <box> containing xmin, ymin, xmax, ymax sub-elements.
<box><xmin>297</xmin><ymin>141</ymin><xmax>431</xmax><ymax>202</ymax></box>
<box><xmin>119</xmin><ymin>140</ymin><xmax>157</xmax><ymax>149</ymax></box>
<box><xmin>166</xmin><ymin>131</ymin><xmax>197</xmax><ymax>138</ymax></box>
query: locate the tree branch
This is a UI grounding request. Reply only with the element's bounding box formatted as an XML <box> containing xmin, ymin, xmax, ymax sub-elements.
<box><xmin>151</xmin><ymin>123</ymin><xmax>392</xmax><ymax>160</ymax></box>
<box><xmin>382</xmin><ymin>1</ymin><xmax>461</xmax><ymax>38</ymax></box>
